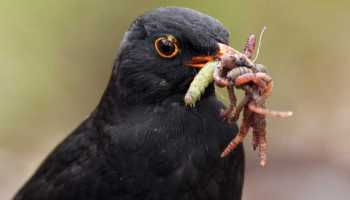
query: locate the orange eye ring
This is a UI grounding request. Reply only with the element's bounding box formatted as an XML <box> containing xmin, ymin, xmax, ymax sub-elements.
<box><xmin>154</xmin><ymin>35</ymin><xmax>180</xmax><ymax>58</ymax></box>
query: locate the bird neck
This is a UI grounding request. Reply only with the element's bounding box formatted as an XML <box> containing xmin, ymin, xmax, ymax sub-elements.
<box><xmin>92</xmin><ymin>79</ymin><xmax>215</xmax><ymax>126</ymax></box>
<box><xmin>91</xmin><ymin>61</ymin><xmax>216</xmax><ymax>127</ymax></box>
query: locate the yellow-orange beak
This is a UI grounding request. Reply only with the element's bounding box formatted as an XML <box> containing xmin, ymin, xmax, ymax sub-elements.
<box><xmin>186</xmin><ymin>43</ymin><xmax>254</xmax><ymax>69</ymax></box>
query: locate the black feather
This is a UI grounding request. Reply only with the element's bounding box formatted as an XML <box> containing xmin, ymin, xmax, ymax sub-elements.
<box><xmin>14</xmin><ymin>7</ymin><xmax>244</xmax><ymax>200</ymax></box>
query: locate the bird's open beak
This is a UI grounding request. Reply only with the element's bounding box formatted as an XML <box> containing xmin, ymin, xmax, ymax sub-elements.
<box><xmin>186</xmin><ymin>43</ymin><xmax>254</xmax><ymax>69</ymax></box>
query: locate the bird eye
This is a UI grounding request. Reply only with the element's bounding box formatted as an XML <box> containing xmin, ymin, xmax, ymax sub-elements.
<box><xmin>154</xmin><ymin>35</ymin><xmax>180</xmax><ymax>58</ymax></box>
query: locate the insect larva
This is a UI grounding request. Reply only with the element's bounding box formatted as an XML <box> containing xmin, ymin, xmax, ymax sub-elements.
<box><xmin>226</xmin><ymin>65</ymin><xmax>267</xmax><ymax>83</ymax></box>
<box><xmin>184</xmin><ymin>61</ymin><xmax>219</xmax><ymax>107</ymax></box>
<box><xmin>254</xmin><ymin>63</ymin><xmax>267</xmax><ymax>73</ymax></box>
<box><xmin>213</xmin><ymin>61</ymin><xmax>229</xmax><ymax>87</ymax></box>
<box><xmin>226</xmin><ymin>67</ymin><xmax>254</xmax><ymax>82</ymax></box>
<box><xmin>243</xmin><ymin>34</ymin><xmax>256</xmax><ymax>59</ymax></box>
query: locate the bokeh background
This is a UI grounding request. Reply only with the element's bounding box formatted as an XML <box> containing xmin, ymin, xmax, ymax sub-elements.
<box><xmin>1</xmin><ymin>0</ymin><xmax>350</xmax><ymax>199</ymax></box>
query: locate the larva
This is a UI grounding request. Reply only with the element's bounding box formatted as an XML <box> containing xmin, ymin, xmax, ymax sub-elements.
<box><xmin>184</xmin><ymin>61</ymin><xmax>219</xmax><ymax>107</ymax></box>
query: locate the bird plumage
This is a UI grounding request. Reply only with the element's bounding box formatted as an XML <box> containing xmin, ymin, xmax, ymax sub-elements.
<box><xmin>14</xmin><ymin>7</ymin><xmax>244</xmax><ymax>200</ymax></box>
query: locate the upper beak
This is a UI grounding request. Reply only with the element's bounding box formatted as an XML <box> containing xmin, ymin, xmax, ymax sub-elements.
<box><xmin>186</xmin><ymin>43</ymin><xmax>254</xmax><ymax>69</ymax></box>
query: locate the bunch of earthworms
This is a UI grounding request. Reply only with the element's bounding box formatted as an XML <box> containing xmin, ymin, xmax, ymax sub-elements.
<box><xmin>184</xmin><ymin>28</ymin><xmax>293</xmax><ymax>166</ymax></box>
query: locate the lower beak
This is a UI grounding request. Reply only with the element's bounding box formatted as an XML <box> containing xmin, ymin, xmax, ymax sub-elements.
<box><xmin>186</xmin><ymin>43</ymin><xmax>254</xmax><ymax>69</ymax></box>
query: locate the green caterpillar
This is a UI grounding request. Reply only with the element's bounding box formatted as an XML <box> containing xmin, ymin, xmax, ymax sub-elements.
<box><xmin>184</xmin><ymin>61</ymin><xmax>219</xmax><ymax>107</ymax></box>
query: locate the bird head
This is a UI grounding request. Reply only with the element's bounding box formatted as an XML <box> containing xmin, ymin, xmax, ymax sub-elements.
<box><xmin>110</xmin><ymin>7</ymin><xmax>245</xmax><ymax>105</ymax></box>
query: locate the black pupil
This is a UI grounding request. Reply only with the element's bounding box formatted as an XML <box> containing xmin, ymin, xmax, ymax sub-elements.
<box><xmin>159</xmin><ymin>39</ymin><xmax>175</xmax><ymax>55</ymax></box>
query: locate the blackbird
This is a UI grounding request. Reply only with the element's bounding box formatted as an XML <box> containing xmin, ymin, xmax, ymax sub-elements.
<box><xmin>14</xmin><ymin>7</ymin><xmax>244</xmax><ymax>200</ymax></box>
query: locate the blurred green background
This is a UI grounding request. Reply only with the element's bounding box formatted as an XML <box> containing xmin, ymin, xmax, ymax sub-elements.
<box><xmin>1</xmin><ymin>0</ymin><xmax>350</xmax><ymax>199</ymax></box>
